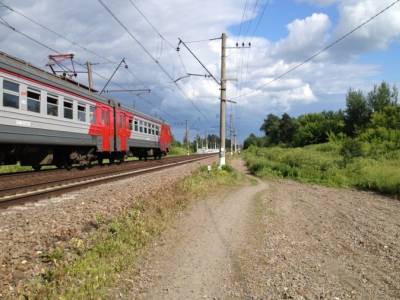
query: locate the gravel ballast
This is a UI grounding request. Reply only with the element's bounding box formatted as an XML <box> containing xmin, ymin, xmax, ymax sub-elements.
<box><xmin>0</xmin><ymin>157</ymin><xmax>216</xmax><ymax>296</ymax></box>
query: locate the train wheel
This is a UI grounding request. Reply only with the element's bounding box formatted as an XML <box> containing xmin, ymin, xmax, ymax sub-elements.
<box><xmin>32</xmin><ymin>164</ymin><xmax>42</xmax><ymax>171</ymax></box>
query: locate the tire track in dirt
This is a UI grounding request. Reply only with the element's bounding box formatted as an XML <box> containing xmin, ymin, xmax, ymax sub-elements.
<box><xmin>113</xmin><ymin>160</ymin><xmax>400</xmax><ymax>299</ymax></box>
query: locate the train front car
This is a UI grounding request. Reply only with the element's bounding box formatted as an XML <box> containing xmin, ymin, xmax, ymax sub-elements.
<box><xmin>119</xmin><ymin>106</ymin><xmax>172</xmax><ymax>160</ymax></box>
<box><xmin>0</xmin><ymin>51</ymin><xmax>116</xmax><ymax>170</ymax></box>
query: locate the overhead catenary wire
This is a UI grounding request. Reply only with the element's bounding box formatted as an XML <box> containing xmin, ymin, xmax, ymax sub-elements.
<box><xmin>0</xmin><ymin>5</ymin><xmax>211</xmax><ymax>133</ymax></box>
<box><xmin>0</xmin><ymin>0</ymin><xmax>150</xmax><ymax>90</ymax></box>
<box><xmin>232</xmin><ymin>0</ymin><xmax>400</xmax><ymax>100</ymax></box>
<box><xmin>0</xmin><ymin>18</ymin><xmax>181</xmax><ymax>122</ymax></box>
<box><xmin>127</xmin><ymin>0</ymin><xmax>175</xmax><ymax>50</ymax></box>
<box><xmin>97</xmin><ymin>0</ymin><xmax>210</xmax><ymax>122</ymax></box>
<box><xmin>0</xmin><ymin>1</ymin><xmax>188</xmax><ymax>124</ymax></box>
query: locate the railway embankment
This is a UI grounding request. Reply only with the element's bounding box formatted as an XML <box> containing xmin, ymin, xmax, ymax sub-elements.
<box><xmin>0</xmin><ymin>155</ymin><xmax>243</xmax><ymax>298</ymax></box>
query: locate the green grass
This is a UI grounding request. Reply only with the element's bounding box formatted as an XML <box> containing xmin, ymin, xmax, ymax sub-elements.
<box><xmin>243</xmin><ymin>143</ymin><xmax>400</xmax><ymax>197</ymax></box>
<box><xmin>21</xmin><ymin>163</ymin><xmax>242</xmax><ymax>299</ymax></box>
<box><xmin>168</xmin><ymin>145</ymin><xmax>191</xmax><ymax>156</ymax></box>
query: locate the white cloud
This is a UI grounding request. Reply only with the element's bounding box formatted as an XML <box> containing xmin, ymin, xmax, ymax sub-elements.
<box><xmin>0</xmin><ymin>0</ymin><xmax>399</xmax><ymax>140</ymax></box>
<box><xmin>296</xmin><ymin>0</ymin><xmax>338</xmax><ymax>6</ymax></box>
<box><xmin>272</xmin><ymin>13</ymin><xmax>331</xmax><ymax>62</ymax></box>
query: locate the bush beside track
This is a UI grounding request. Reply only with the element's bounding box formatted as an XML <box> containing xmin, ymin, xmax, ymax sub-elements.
<box><xmin>243</xmin><ymin>141</ymin><xmax>400</xmax><ymax>198</ymax></box>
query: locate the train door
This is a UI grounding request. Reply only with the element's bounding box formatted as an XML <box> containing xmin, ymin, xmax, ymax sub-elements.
<box><xmin>115</xmin><ymin>109</ymin><xmax>132</xmax><ymax>153</ymax></box>
<box><xmin>88</xmin><ymin>103</ymin><xmax>113</xmax><ymax>155</ymax></box>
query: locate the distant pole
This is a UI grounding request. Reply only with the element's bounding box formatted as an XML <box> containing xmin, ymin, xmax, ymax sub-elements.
<box><xmin>185</xmin><ymin>120</ymin><xmax>189</xmax><ymax>155</ymax></box>
<box><xmin>219</xmin><ymin>33</ymin><xmax>227</xmax><ymax>167</ymax></box>
<box><xmin>234</xmin><ymin>131</ymin><xmax>237</xmax><ymax>153</ymax></box>
<box><xmin>86</xmin><ymin>61</ymin><xmax>94</xmax><ymax>92</ymax></box>
<box><xmin>230</xmin><ymin>112</ymin><xmax>233</xmax><ymax>156</ymax></box>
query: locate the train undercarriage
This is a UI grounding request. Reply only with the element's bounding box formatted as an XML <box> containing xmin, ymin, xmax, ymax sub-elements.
<box><xmin>0</xmin><ymin>144</ymin><xmax>167</xmax><ymax>170</ymax></box>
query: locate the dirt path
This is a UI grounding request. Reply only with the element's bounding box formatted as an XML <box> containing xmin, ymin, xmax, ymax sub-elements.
<box><xmin>116</xmin><ymin>160</ymin><xmax>400</xmax><ymax>300</ymax></box>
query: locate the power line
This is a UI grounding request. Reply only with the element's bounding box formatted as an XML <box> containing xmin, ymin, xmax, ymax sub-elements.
<box><xmin>97</xmin><ymin>0</ymin><xmax>210</xmax><ymax>121</ymax></box>
<box><xmin>250</xmin><ymin>0</ymin><xmax>270</xmax><ymax>40</ymax></box>
<box><xmin>0</xmin><ymin>0</ymin><xmax>113</xmax><ymax>64</ymax></box>
<box><xmin>126</xmin><ymin>0</ymin><xmax>185</xmax><ymax>81</ymax></box>
<box><xmin>0</xmin><ymin>5</ymin><xmax>211</xmax><ymax>130</ymax></box>
<box><xmin>0</xmin><ymin>0</ymin><xmax>149</xmax><ymax>90</ymax></box>
<box><xmin>127</xmin><ymin>0</ymin><xmax>175</xmax><ymax>50</ymax></box>
<box><xmin>238</xmin><ymin>0</ymin><xmax>249</xmax><ymax>38</ymax></box>
<box><xmin>0</xmin><ymin>18</ymin><xmax>180</xmax><ymax>122</ymax></box>
<box><xmin>232</xmin><ymin>0</ymin><xmax>400</xmax><ymax>100</ymax></box>
<box><xmin>243</xmin><ymin>0</ymin><xmax>260</xmax><ymax>37</ymax></box>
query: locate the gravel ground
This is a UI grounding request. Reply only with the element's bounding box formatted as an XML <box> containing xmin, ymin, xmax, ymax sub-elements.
<box><xmin>115</xmin><ymin>160</ymin><xmax>400</xmax><ymax>299</ymax></box>
<box><xmin>244</xmin><ymin>179</ymin><xmax>400</xmax><ymax>299</ymax></box>
<box><xmin>0</xmin><ymin>157</ymin><xmax>216</xmax><ymax>297</ymax></box>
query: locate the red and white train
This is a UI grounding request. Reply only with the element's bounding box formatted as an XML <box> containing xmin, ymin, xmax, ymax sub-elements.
<box><xmin>0</xmin><ymin>51</ymin><xmax>173</xmax><ymax>170</ymax></box>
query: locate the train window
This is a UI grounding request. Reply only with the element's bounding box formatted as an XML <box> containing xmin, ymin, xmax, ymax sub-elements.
<box><xmin>156</xmin><ymin>126</ymin><xmax>160</xmax><ymax>136</ymax></box>
<box><xmin>27</xmin><ymin>88</ymin><xmax>41</xmax><ymax>113</ymax></box>
<box><xmin>134</xmin><ymin>120</ymin><xmax>138</xmax><ymax>131</ymax></box>
<box><xmin>47</xmin><ymin>95</ymin><xmax>58</xmax><ymax>116</ymax></box>
<box><xmin>78</xmin><ymin>104</ymin><xmax>86</xmax><ymax>122</ymax></box>
<box><xmin>144</xmin><ymin>122</ymin><xmax>148</xmax><ymax>134</ymax></box>
<box><xmin>152</xmin><ymin>124</ymin><xmax>155</xmax><ymax>135</ymax></box>
<box><xmin>63</xmin><ymin>101</ymin><xmax>73</xmax><ymax>119</ymax></box>
<box><xmin>101</xmin><ymin>110</ymin><xmax>109</xmax><ymax>125</ymax></box>
<box><xmin>139</xmin><ymin>120</ymin><xmax>143</xmax><ymax>133</ymax></box>
<box><xmin>89</xmin><ymin>106</ymin><xmax>96</xmax><ymax>123</ymax></box>
<box><xmin>3</xmin><ymin>80</ymin><xmax>20</xmax><ymax>109</ymax></box>
<box><xmin>129</xmin><ymin>119</ymin><xmax>133</xmax><ymax>130</ymax></box>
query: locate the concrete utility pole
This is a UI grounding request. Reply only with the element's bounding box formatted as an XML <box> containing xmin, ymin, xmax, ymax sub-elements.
<box><xmin>219</xmin><ymin>33</ymin><xmax>227</xmax><ymax>167</ymax></box>
<box><xmin>86</xmin><ymin>61</ymin><xmax>94</xmax><ymax>92</ymax></box>
<box><xmin>230</xmin><ymin>112</ymin><xmax>234</xmax><ymax>156</ymax></box>
<box><xmin>185</xmin><ymin>120</ymin><xmax>189</xmax><ymax>155</ymax></box>
<box><xmin>234</xmin><ymin>131</ymin><xmax>237</xmax><ymax>153</ymax></box>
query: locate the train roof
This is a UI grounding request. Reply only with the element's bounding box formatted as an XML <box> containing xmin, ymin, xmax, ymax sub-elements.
<box><xmin>0</xmin><ymin>51</ymin><xmax>166</xmax><ymax>124</ymax></box>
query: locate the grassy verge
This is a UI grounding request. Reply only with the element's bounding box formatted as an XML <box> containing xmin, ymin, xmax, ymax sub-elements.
<box><xmin>243</xmin><ymin>144</ymin><xmax>400</xmax><ymax>197</ymax></box>
<box><xmin>21</xmin><ymin>163</ymin><xmax>242</xmax><ymax>299</ymax></box>
<box><xmin>168</xmin><ymin>145</ymin><xmax>191</xmax><ymax>156</ymax></box>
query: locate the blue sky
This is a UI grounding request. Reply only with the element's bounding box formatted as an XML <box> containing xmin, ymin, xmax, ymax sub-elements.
<box><xmin>1</xmin><ymin>0</ymin><xmax>400</xmax><ymax>141</ymax></box>
<box><xmin>230</xmin><ymin>0</ymin><xmax>339</xmax><ymax>42</ymax></box>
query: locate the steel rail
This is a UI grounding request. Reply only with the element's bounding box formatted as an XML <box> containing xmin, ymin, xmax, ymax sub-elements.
<box><xmin>0</xmin><ymin>154</ymin><xmax>216</xmax><ymax>208</ymax></box>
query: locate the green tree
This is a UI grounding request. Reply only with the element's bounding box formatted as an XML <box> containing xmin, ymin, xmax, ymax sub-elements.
<box><xmin>243</xmin><ymin>133</ymin><xmax>266</xmax><ymax>149</ymax></box>
<box><xmin>293</xmin><ymin>111</ymin><xmax>345</xmax><ymax>146</ymax></box>
<box><xmin>260</xmin><ymin>114</ymin><xmax>280</xmax><ymax>144</ymax></box>
<box><xmin>367</xmin><ymin>82</ymin><xmax>398</xmax><ymax>113</ymax></box>
<box><xmin>279</xmin><ymin>113</ymin><xmax>297</xmax><ymax>144</ymax></box>
<box><xmin>371</xmin><ymin>105</ymin><xmax>400</xmax><ymax>130</ymax></box>
<box><xmin>345</xmin><ymin>89</ymin><xmax>371</xmax><ymax>136</ymax></box>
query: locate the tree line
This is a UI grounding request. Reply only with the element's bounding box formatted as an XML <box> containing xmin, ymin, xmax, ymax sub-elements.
<box><xmin>244</xmin><ymin>82</ymin><xmax>400</xmax><ymax>149</ymax></box>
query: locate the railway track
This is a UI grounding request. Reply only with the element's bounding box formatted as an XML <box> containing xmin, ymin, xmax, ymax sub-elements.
<box><xmin>0</xmin><ymin>154</ymin><xmax>216</xmax><ymax>208</ymax></box>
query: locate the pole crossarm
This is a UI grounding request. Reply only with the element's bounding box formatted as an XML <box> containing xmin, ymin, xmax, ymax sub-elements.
<box><xmin>100</xmin><ymin>58</ymin><xmax>128</xmax><ymax>95</ymax></box>
<box><xmin>104</xmin><ymin>89</ymin><xmax>151</xmax><ymax>93</ymax></box>
<box><xmin>174</xmin><ymin>73</ymin><xmax>211</xmax><ymax>83</ymax></box>
<box><xmin>177</xmin><ymin>38</ymin><xmax>221</xmax><ymax>86</ymax></box>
